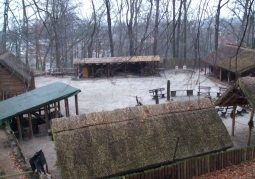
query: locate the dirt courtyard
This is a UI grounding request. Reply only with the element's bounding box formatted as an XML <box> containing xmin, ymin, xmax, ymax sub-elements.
<box><xmin>1</xmin><ymin>69</ymin><xmax>254</xmax><ymax>178</ymax></box>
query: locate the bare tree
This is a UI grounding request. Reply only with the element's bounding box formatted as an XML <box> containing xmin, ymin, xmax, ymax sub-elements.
<box><xmin>105</xmin><ymin>0</ymin><xmax>114</xmax><ymax>57</ymax></box>
<box><xmin>1</xmin><ymin>0</ymin><xmax>9</xmax><ymax>53</ymax></box>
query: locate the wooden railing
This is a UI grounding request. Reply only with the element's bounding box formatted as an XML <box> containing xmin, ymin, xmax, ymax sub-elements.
<box><xmin>111</xmin><ymin>146</ymin><xmax>255</xmax><ymax>179</ymax></box>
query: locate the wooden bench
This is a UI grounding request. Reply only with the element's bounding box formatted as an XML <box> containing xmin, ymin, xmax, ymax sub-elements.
<box><xmin>170</xmin><ymin>89</ymin><xmax>193</xmax><ymax>97</ymax></box>
<box><xmin>149</xmin><ymin>88</ymin><xmax>165</xmax><ymax>99</ymax></box>
<box><xmin>197</xmin><ymin>86</ymin><xmax>211</xmax><ymax>96</ymax></box>
<box><xmin>217</xmin><ymin>87</ymin><xmax>228</xmax><ymax>97</ymax></box>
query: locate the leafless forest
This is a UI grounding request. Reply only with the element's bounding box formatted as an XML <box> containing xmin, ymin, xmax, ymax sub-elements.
<box><xmin>0</xmin><ymin>0</ymin><xmax>254</xmax><ymax>70</ymax></box>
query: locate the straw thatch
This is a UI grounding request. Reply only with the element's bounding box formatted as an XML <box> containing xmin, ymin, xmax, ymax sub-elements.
<box><xmin>0</xmin><ymin>51</ymin><xmax>34</xmax><ymax>83</ymax></box>
<box><xmin>202</xmin><ymin>44</ymin><xmax>255</xmax><ymax>74</ymax></box>
<box><xmin>215</xmin><ymin>77</ymin><xmax>255</xmax><ymax>110</ymax></box>
<box><xmin>52</xmin><ymin>98</ymin><xmax>233</xmax><ymax>179</ymax></box>
<box><xmin>73</xmin><ymin>55</ymin><xmax>160</xmax><ymax>64</ymax></box>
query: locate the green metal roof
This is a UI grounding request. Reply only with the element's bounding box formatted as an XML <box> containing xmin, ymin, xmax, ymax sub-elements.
<box><xmin>0</xmin><ymin>82</ymin><xmax>81</xmax><ymax>125</ymax></box>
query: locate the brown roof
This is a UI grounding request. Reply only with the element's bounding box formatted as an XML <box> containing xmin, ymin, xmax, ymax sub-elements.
<box><xmin>51</xmin><ymin>98</ymin><xmax>233</xmax><ymax>179</ymax></box>
<box><xmin>215</xmin><ymin>76</ymin><xmax>255</xmax><ymax>110</ymax></box>
<box><xmin>73</xmin><ymin>55</ymin><xmax>160</xmax><ymax>64</ymax></box>
<box><xmin>0</xmin><ymin>51</ymin><xmax>33</xmax><ymax>83</ymax></box>
<box><xmin>202</xmin><ymin>44</ymin><xmax>255</xmax><ymax>74</ymax></box>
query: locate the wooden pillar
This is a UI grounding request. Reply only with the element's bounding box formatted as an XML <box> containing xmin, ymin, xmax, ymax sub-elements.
<box><xmin>58</xmin><ymin>101</ymin><xmax>61</xmax><ymax>112</ymax></box>
<box><xmin>107</xmin><ymin>64</ymin><xmax>110</xmax><ymax>77</ymax></box>
<box><xmin>92</xmin><ymin>65</ymin><xmax>94</xmax><ymax>78</ymax></box>
<box><xmin>228</xmin><ymin>71</ymin><xmax>231</xmax><ymax>83</ymax></box>
<box><xmin>219</xmin><ymin>68</ymin><xmax>222</xmax><ymax>81</ymax></box>
<box><xmin>44</xmin><ymin>106</ymin><xmax>49</xmax><ymax>130</ymax></box>
<box><xmin>140</xmin><ymin>62</ymin><xmax>142</xmax><ymax>76</ymax></box>
<box><xmin>75</xmin><ymin>94</ymin><xmax>79</xmax><ymax>115</ymax></box>
<box><xmin>167</xmin><ymin>80</ymin><xmax>170</xmax><ymax>101</ymax></box>
<box><xmin>28</xmin><ymin>113</ymin><xmax>33</xmax><ymax>138</ymax></box>
<box><xmin>64</xmin><ymin>98</ymin><xmax>70</xmax><ymax>117</ymax></box>
<box><xmin>247</xmin><ymin>110</ymin><xmax>254</xmax><ymax>146</ymax></box>
<box><xmin>125</xmin><ymin>63</ymin><xmax>127</xmax><ymax>77</ymax></box>
<box><xmin>16</xmin><ymin>116</ymin><xmax>22</xmax><ymax>141</ymax></box>
<box><xmin>205</xmin><ymin>63</ymin><xmax>206</xmax><ymax>74</ymax></box>
<box><xmin>232</xmin><ymin>105</ymin><xmax>237</xmax><ymax>136</ymax></box>
<box><xmin>54</xmin><ymin>102</ymin><xmax>58</xmax><ymax>118</ymax></box>
<box><xmin>155</xmin><ymin>89</ymin><xmax>159</xmax><ymax>104</ymax></box>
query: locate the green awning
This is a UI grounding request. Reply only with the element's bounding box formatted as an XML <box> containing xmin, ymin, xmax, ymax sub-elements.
<box><xmin>0</xmin><ymin>82</ymin><xmax>81</xmax><ymax>125</ymax></box>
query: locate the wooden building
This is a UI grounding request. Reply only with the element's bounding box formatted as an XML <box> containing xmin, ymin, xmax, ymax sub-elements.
<box><xmin>51</xmin><ymin>98</ymin><xmax>233</xmax><ymax>179</ymax></box>
<box><xmin>214</xmin><ymin>76</ymin><xmax>255</xmax><ymax>146</ymax></box>
<box><xmin>0</xmin><ymin>51</ymin><xmax>35</xmax><ymax>100</ymax></box>
<box><xmin>73</xmin><ymin>56</ymin><xmax>161</xmax><ymax>78</ymax></box>
<box><xmin>202</xmin><ymin>43</ymin><xmax>255</xmax><ymax>83</ymax></box>
<box><xmin>0</xmin><ymin>82</ymin><xmax>81</xmax><ymax>140</ymax></box>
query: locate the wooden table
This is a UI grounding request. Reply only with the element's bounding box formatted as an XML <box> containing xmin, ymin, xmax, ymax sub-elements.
<box><xmin>149</xmin><ymin>88</ymin><xmax>165</xmax><ymax>99</ymax></box>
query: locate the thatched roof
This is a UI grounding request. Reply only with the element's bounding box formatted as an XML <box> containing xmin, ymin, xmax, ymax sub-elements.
<box><xmin>0</xmin><ymin>51</ymin><xmax>33</xmax><ymax>83</ymax></box>
<box><xmin>51</xmin><ymin>98</ymin><xmax>233</xmax><ymax>179</ymax></box>
<box><xmin>215</xmin><ymin>77</ymin><xmax>255</xmax><ymax>110</ymax></box>
<box><xmin>73</xmin><ymin>55</ymin><xmax>160</xmax><ymax>65</ymax></box>
<box><xmin>202</xmin><ymin>44</ymin><xmax>255</xmax><ymax>74</ymax></box>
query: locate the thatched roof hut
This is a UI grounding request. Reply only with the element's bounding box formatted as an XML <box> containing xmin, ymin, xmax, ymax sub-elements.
<box><xmin>51</xmin><ymin>98</ymin><xmax>233</xmax><ymax>179</ymax></box>
<box><xmin>201</xmin><ymin>43</ymin><xmax>255</xmax><ymax>82</ymax></box>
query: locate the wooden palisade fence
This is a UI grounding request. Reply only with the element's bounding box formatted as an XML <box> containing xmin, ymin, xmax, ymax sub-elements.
<box><xmin>111</xmin><ymin>146</ymin><xmax>255</xmax><ymax>179</ymax></box>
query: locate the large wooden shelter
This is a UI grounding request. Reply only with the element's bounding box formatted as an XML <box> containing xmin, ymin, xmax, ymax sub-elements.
<box><xmin>202</xmin><ymin>43</ymin><xmax>255</xmax><ymax>83</ymax></box>
<box><xmin>214</xmin><ymin>76</ymin><xmax>255</xmax><ymax>145</ymax></box>
<box><xmin>0</xmin><ymin>82</ymin><xmax>81</xmax><ymax>140</ymax></box>
<box><xmin>51</xmin><ymin>98</ymin><xmax>233</xmax><ymax>179</ymax></box>
<box><xmin>73</xmin><ymin>56</ymin><xmax>160</xmax><ymax>78</ymax></box>
<box><xmin>0</xmin><ymin>51</ymin><xmax>35</xmax><ymax>100</ymax></box>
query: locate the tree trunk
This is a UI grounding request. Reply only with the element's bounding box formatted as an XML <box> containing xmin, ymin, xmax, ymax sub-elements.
<box><xmin>2</xmin><ymin>0</ymin><xmax>9</xmax><ymax>53</ymax></box>
<box><xmin>105</xmin><ymin>0</ymin><xmax>114</xmax><ymax>57</ymax></box>
<box><xmin>172</xmin><ymin>0</ymin><xmax>176</xmax><ymax>58</ymax></box>
<box><xmin>153</xmin><ymin>0</ymin><xmax>159</xmax><ymax>56</ymax></box>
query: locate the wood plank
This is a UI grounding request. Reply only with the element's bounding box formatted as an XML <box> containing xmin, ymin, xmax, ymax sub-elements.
<box><xmin>28</xmin><ymin>113</ymin><xmax>33</xmax><ymax>138</ymax></box>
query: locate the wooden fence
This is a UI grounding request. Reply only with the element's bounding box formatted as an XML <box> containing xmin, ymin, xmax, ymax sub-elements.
<box><xmin>111</xmin><ymin>146</ymin><xmax>255</xmax><ymax>179</ymax></box>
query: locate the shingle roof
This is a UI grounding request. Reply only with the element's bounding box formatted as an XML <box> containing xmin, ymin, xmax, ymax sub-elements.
<box><xmin>52</xmin><ymin>98</ymin><xmax>233</xmax><ymax>179</ymax></box>
<box><xmin>0</xmin><ymin>51</ymin><xmax>34</xmax><ymax>83</ymax></box>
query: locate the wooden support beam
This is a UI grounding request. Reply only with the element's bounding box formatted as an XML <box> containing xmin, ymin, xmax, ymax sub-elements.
<box><xmin>92</xmin><ymin>66</ymin><xmax>94</xmax><ymax>78</ymax></box>
<box><xmin>140</xmin><ymin>62</ymin><xmax>142</xmax><ymax>76</ymax></box>
<box><xmin>16</xmin><ymin>116</ymin><xmax>22</xmax><ymax>141</ymax></box>
<box><xmin>75</xmin><ymin>94</ymin><xmax>79</xmax><ymax>115</ymax></box>
<box><xmin>228</xmin><ymin>71</ymin><xmax>231</xmax><ymax>83</ymax></box>
<box><xmin>125</xmin><ymin>63</ymin><xmax>127</xmax><ymax>77</ymax></box>
<box><xmin>219</xmin><ymin>68</ymin><xmax>222</xmax><ymax>81</ymax></box>
<box><xmin>28</xmin><ymin>113</ymin><xmax>33</xmax><ymax>139</ymax></box>
<box><xmin>247</xmin><ymin>110</ymin><xmax>254</xmax><ymax>146</ymax></box>
<box><xmin>232</xmin><ymin>105</ymin><xmax>237</xmax><ymax>136</ymax></box>
<box><xmin>205</xmin><ymin>63</ymin><xmax>206</xmax><ymax>74</ymax></box>
<box><xmin>58</xmin><ymin>101</ymin><xmax>61</xmax><ymax>112</ymax></box>
<box><xmin>44</xmin><ymin>106</ymin><xmax>49</xmax><ymax>130</ymax></box>
<box><xmin>107</xmin><ymin>64</ymin><xmax>110</xmax><ymax>77</ymax></box>
<box><xmin>65</xmin><ymin>98</ymin><xmax>70</xmax><ymax>117</ymax></box>
<box><xmin>54</xmin><ymin>102</ymin><xmax>58</xmax><ymax>118</ymax></box>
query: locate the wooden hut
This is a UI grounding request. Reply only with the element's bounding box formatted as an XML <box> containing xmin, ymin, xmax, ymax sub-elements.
<box><xmin>0</xmin><ymin>51</ymin><xmax>35</xmax><ymax>100</ymax></box>
<box><xmin>73</xmin><ymin>56</ymin><xmax>160</xmax><ymax>78</ymax></box>
<box><xmin>214</xmin><ymin>76</ymin><xmax>255</xmax><ymax>146</ymax></box>
<box><xmin>51</xmin><ymin>98</ymin><xmax>233</xmax><ymax>179</ymax></box>
<box><xmin>202</xmin><ymin>43</ymin><xmax>255</xmax><ymax>83</ymax></box>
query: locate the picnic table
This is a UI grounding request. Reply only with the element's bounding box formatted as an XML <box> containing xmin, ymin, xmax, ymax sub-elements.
<box><xmin>149</xmin><ymin>88</ymin><xmax>165</xmax><ymax>99</ymax></box>
<box><xmin>197</xmin><ymin>86</ymin><xmax>211</xmax><ymax>96</ymax></box>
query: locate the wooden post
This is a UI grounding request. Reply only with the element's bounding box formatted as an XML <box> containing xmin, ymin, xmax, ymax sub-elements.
<box><xmin>205</xmin><ymin>63</ymin><xmax>206</xmax><ymax>74</ymax></box>
<box><xmin>28</xmin><ymin>113</ymin><xmax>33</xmax><ymax>138</ymax></box>
<box><xmin>92</xmin><ymin>65</ymin><xmax>94</xmax><ymax>78</ymax></box>
<box><xmin>58</xmin><ymin>101</ymin><xmax>61</xmax><ymax>112</ymax></box>
<box><xmin>140</xmin><ymin>62</ymin><xmax>142</xmax><ymax>76</ymax></box>
<box><xmin>228</xmin><ymin>71</ymin><xmax>231</xmax><ymax>83</ymax></box>
<box><xmin>44</xmin><ymin>106</ymin><xmax>49</xmax><ymax>130</ymax></box>
<box><xmin>247</xmin><ymin>110</ymin><xmax>254</xmax><ymax>146</ymax></box>
<box><xmin>54</xmin><ymin>102</ymin><xmax>58</xmax><ymax>118</ymax></box>
<box><xmin>219</xmin><ymin>68</ymin><xmax>222</xmax><ymax>81</ymax></box>
<box><xmin>125</xmin><ymin>63</ymin><xmax>127</xmax><ymax>77</ymax></box>
<box><xmin>232</xmin><ymin>105</ymin><xmax>237</xmax><ymax>136</ymax></box>
<box><xmin>167</xmin><ymin>80</ymin><xmax>170</xmax><ymax>101</ymax></box>
<box><xmin>16</xmin><ymin>116</ymin><xmax>22</xmax><ymax>141</ymax></box>
<box><xmin>107</xmin><ymin>64</ymin><xmax>110</xmax><ymax>77</ymax></box>
<box><xmin>64</xmin><ymin>98</ymin><xmax>70</xmax><ymax>117</ymax></box>
<box><xmin>75</xmin><ymin>94</ymin><xmax>79</xmax><ymax>115</ymax></box>
<box><xmin>155</xmin><ymin>89</ymin><xmax>159</xmax><ymax>104</ymax></box>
